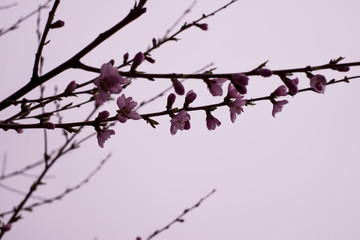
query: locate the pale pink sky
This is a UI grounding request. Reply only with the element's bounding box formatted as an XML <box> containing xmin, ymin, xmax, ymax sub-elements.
<box><xmin>1</xmin><ymin>0</ymin><xmax>360</xmax><ymax>239</ymax></box>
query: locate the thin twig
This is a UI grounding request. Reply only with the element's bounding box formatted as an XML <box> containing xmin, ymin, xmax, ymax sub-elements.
<box><xmin>0</xmin><ymin>160</ymin><xmax>43</xmax><ymax>181</ymax></box>
<box><xmin>32</xmin><ymin>0</ymin><xmax>60</xmax><ymax>79</ymax></box>
<box><xmin>0</xmin><ymin>183</ymin><xmax>46</xmax><ymax>201</ymax></box>
<box><xmin>0</xmin><ymin>3</ymin><xmax>17</xmax><ymax>11</ymax></box>
<box><xmin>147</xmin><ymin>189</ymin><xmax>216</xmax><ymax>240</ymax></box>
<box><xmin>162</xmin><ymin>0</ymin><xmax>197</xmax><ymax>39</ymax></box>
<box><xmin>0</xmin><ymin>106</ymin><xmax>98</xmax><ymax>239</ymax></box>
<box><xmin>0</xmin><ymin>154</ymin><xmax>110</xmax><ymax>217</ymax></box>
<box><xmin>0</xmin><ymin>0</ymin><xmax>51</xmax><ymax>37</ymax></box>
<box><xmin>1</xmin><ymin>153</ymin><xmax>6</xmax><ymax>178</ymax></box>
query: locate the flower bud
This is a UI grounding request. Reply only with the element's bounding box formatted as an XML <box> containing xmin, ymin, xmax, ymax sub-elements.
<box><xmin>332</xmin><ymin>66</ymin><xmax>350</xmax><ymax>72</ymax></box>
<box><xmin>257</xmin><ymin>68</ymin><xmax>273</xmax><ymax>77</ymax></box>
<box><xmin>171</xmin><ymin>77</ymin><xmax>185</xmax><ymax>95</ymax></box>
<box><xmin>123</xmin><ymin>52</ymin><xmax>129</xmax><ymax>63</ymax></box>
<box><xmin>131</xmin><ymin>52</ymin><xmax>145</xmax><ymax>71</ymax></box>
<box><xmin>2</xmin><ymin>223</ymin><xmax>11</xmax><ymax>232</ymax></box>
<box><xmin>43</xmin><ymin>122</ymin><xmax>55</xmax><ymax>130</ymax></box>
<box><xmin>16</xmin><ymin>128</ymin><xmax>24</xmax><ymax>134</ymax></box>
<box><xmin>50</xmin><ymin>20</ymin><xmax>65</xmax><ymax>29</ymax></box>
<box><xmin>271</xmin><ymin>85</ymin><xmax>288</xmax><ymax>97</ymax></box>
<box><xmin>196</xmin><ymin>23</ymin><xmax>208</xmax><ymax>31</ymax></box>
<box><xmin>64</xmin><ymin>80</ymin><xmax>77</xmax><ymax>93</ymax></box>
<box><xmin>166</xmin><ymin>93</ymin><xmax>176</xmax><ymax>109</ymax></box>
<box><xmin>145</xmin><ymin>56</ymin><xmax>155</xmax><ymax>64</ymax></box>
<box><xmin>184</xmin><ymin>90</ymin><xmax>197</xmax><ymax>108</ymax></box>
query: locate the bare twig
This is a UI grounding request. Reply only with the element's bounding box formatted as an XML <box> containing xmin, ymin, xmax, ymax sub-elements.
<box><xmin>0</xmin><ymin>154</ymin><xmax>110</xmax><ymax>217</ymax></box>
<box><xmin>0</xmin><ymin>107</ymin><xmax>98</xmax><ymax>239</ymax></box>
<box><xmin>0</xmin><ymin>0</ymin><xmax>51</xmax><ymax>37</ymax></box>
<box><xmin>0</xmin><ymin>183</ymin><xmax>46</xmax><ymax>201</ymax></box>
<box><xmin>1</xmin><ymin>154</ymin><xmax>6</xmax><ymax>178</ymax></box>
<box><xmin>146</xmin><ymin>189</ymin><xmax>216</xmax><ymax>240</ymax></box>
<box><xmin>0</xmin><ymin>3</ymin><xmax>17</xmax><ymax>11</ymax></box>
<box><xmin>162</xmin><ymin>0</ymin><xmax>197</xmax><ymax>39</ymax></box>
<box><xmin>0</xmin><ymin>160</ymin><xmax>43</xmax><ymax>181</ymax></box>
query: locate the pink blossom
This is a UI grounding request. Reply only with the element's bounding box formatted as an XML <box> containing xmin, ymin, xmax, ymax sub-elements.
<box><xmin>227</xmin><ymin>83</ymin><xmax>241</xmax><ymax>99</ymax></box>
<box><xmin>271</xmin><ymin>85</ymin><xmax>288</xmax><ymax>97</ymax></box>
<box><xmin>97</xmin><ymin>110</ymin><xmax>110</xmax><ymax>121</ymax></box>
<box><xmin>171</xmin><ymin>77</ymin><xmax>185</xmax><ymax>95</ymax></box>
<box><xmin>184</xmin><ymin>90</ymin><xmax>197</xmax><ymax>108</ymax></box>
<box><xmin>272</xmin><ymin>100</ymin><xmax>289</xmax><ymax>117</ymax></box>
<box><xmin>232</xmin><ymin>73</ymin><xmax>249</xmax><ymax>94</ymax></box>
<box><xmin>94</xmin><ymin>62</ymin><xmax>128</xmax><ymax>105</ymax></box>
<box><xmin>116</xmin><ymin>94</ymin><xmax>142</xmax><ymax>123</ymax></box>
<box><xmin>230</xmin><ymin>96</ymin><xmax>246</xmax><ymax>123</ymax></box>
<box><xmin>310</xmin><ymin>74</ymin><xmax>327</xmax><ymax>93</ymax></box>
<box><xmin>206</xmin><ymin>78</ymin><xmax>227</xmax><ymax>96</ymax></box>
<box><xmin>170</xmin><ymin>110</ymin><xmax>191</xmax><ymax>135</ymax></box>
<box><xmin>206</xmin><ymin>112</ymin><xmax>221</xmax><ymax>130</ymax></box>
<box><xmin>257</xmin><ymin>68</ymin><xmax>273</xmax><ymax>77</ymax></box>
<box><xmin>97</xmin><ymin>129</ymin><xmax>115</xmax><ymax>148</ymax></box>
<box><xmin>281</xmin><ymin>76</ymin><xmax>299</xmax><ymax>95</ymax></box>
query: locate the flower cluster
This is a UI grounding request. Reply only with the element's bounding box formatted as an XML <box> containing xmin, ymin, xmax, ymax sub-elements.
<box><xmin>90</xmin><ymin>58</ymin><xmax>335</xmax><ymax>145</ymax></box>
<box><xmin>94</xmin><ymin>94</ymin><xmax>141</xmax><ymax>147</ymax></box>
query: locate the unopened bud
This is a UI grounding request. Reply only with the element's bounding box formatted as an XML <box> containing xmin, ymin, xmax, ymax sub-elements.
<box><xmin>196</xmin><ymin>23</ymin><xmax>208</xmax><ymax>31</ymax></box>
<box><xmin>171</xmin><ymin>78</ymin><xmax>185</xmax><ymax>95</ymax></box>
<box><xmin>131</xmin><ymin>52</ymin><xmax>145</xmax><ymax>71</ymax></box>
<box><xmin>257</xmin><ymin>68</ymin><xmax>273</xmax><ymax>77</ymax></box>
<box><xmin>123</xmin><ymin>52</ymin><xmax>129</xmax><ymax>63</ymax></box>
<box><xmin>166</xmin><ymin>93</ymin><xmax>176</xmax><ymax>109</ymax></box>
<box><xmin>184</xmin><ymin>90</ymin><xmax>197</xmax><ymax>108</ymax></box>
<box><xmin>43</xmin><ymin>122</ymin><xmax>55</xmax><ymax>130</ymax></box>
<box><xmin>145</xmin><ymin>56</ymin><xmax>155</xmax><ymax>64</ymax></box>
<box><xmin>50</xmin><ymin>20</ymin><xmax>65</xmax><ymax>29</ymax></box>
<box><xmin>64</xmin><ymin>80</ymin><xmax>77</xmax><ymax>93</ymax></box>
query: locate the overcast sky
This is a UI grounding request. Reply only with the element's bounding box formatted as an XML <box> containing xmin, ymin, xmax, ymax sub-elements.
<box><xmin>1</xmin><ymin>0</ymin><xmax>360</xmax><ymax>239</ymax></box>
